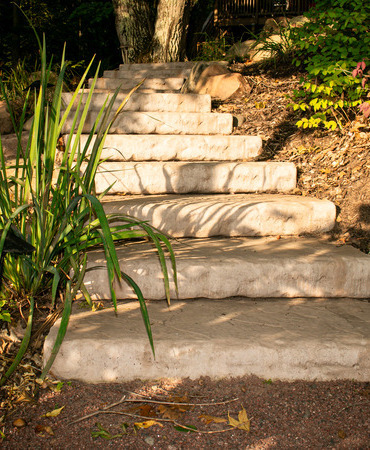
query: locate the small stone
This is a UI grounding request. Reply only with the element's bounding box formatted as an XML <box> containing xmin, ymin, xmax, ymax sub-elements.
<box><xmin>144</xmin><ymin>436</ymin><xmax>155</xmax><ymax>446</ymax></box>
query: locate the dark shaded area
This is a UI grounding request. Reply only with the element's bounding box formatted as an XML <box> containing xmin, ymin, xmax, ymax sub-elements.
<box><xmin>0</xmin><ymin>227</ymin><xmax>35</xmax><ymax>290</ymax></box>
<box><xmin>0</xmin><ymin>0</ymin><xmax>121</xmax><ymax>75</ymax></box>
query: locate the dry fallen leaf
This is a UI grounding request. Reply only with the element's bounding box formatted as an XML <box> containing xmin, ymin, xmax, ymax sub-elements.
<box><xmin>134</xmin><ymin>420</ymin><xmax>163</xmax><ymax>429</ymax></box>
<box><xmin>13</xmin><ymin>418</ymin><xmax>27</xmax><ymax>428</ymax></box>
<box><xmin>199</xmin><ymin>414</ymin><xmax>227</xmax><ymax>425</ymax></box>
<box><xmin>132</xmin><ymin>404</ymin><xmax>157</xmax><ymax>418</ymax></box>
<box><xmin>35</xmin><ymin>424</ymin><xmax>54</xmax><ymax>436</ymax></box>
<box><xmin>42</xmin><ymin>406</ymin><xmax>65</xmax><ymax>418</ymax></box>
<box><xmin>228</xmin><ymin>406</ymin><xmax>250</xmax><ymax>432</ymax></box>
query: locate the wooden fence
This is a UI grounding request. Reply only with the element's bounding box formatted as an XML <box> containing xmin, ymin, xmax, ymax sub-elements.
<box><xmin>214</xmin><ymin>0</ymin><xmax>312</xmax><ymax>26</ymax></box>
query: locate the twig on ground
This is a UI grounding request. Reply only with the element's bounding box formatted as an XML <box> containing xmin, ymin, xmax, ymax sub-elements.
<box><xmin>69</xmin><ymin>396</ymin><xmax>239</xmax><ymax>425</ymax></box>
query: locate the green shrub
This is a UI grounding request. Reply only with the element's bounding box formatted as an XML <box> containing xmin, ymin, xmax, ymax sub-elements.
<box><xmin>289</xmin><ymin>0</ymin><xmax>370</xmax><ymax>130</ymax></box>
<box><xmin>0</xmin><ymin>36</ymin><xmax>176</xmax><ymax>387</ymax></box>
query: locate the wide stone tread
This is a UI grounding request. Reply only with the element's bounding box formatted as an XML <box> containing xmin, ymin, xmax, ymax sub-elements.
<box><xmin>89</xmin><ymin>161</ymin><xmax>296</xmax><ymax>194</ymax></box>
<box><xmin>118</xmin><ymin>61</ymin><xmax>201</xmax><ymax>71</ymax></box>
<box><xmin>83</xmin><ymin>237</ymin><xmax>370</xmax><ymax>300</ymax></box>
<box><xmin>61</xmin><ymin>92</ymin><xmax>211</xmax><ymax>113</ymax></box>
<box><xmin>103</xmin><ymin>68</ymin><xmax>192</xmax><ymax>79</ymax></box>
<box><xmin>66</xmin><ymin>134</ymin><xmax>262</xmax><ymax>161</ymax></box>
<box><xmin>44</xmin><ymin>298</ymin><xmax>370</xmax><ymax>382</ymax></box>
<box><xmin>89</xmin><ymin>77</ymin><xmax>185</xmax><ymax>91</ymax></box>
<box><xmin>102</xmin><ymin>194</ymin><xmax>336</xmax><ymax>237</ymax></box>
<box><xmin>62</xmin><ymin>111</ymin><xmax>234</xmax><ymax>135</ymax></box>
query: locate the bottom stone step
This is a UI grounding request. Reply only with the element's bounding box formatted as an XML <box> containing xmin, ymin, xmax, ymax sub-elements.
<box><xmin>83</xmin><ymin>237</ymin><xmax>370</xmax><ymax>300</ymax></box>
<box><xmin>44</xmin><ymin>298</ymin><xmax>370</xmax><ymax>382</ymax></box>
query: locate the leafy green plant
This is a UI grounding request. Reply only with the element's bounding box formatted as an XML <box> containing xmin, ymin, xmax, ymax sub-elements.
<box><xmin>289</xmin><ymin>0</ymin><xmax>370</xmax><ymax>130</ymax></box>
<box><xmin>195</xmin><ymin>31</ymin><xmax>231</xmax><ymax>61</ymax></box>
<box><xmin>0</xmin><ymin>35</ymin><xmax>176</xmax><ymax>387</ymax></box>
<box><xmin>252</xmin><ymin>19</ymin><xmax>294</xmax><ymax>65</ymax></box>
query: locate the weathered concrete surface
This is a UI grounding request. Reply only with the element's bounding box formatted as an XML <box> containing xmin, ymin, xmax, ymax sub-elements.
<box><xmin>102</xmin><ymin>194</ymin><xmax>336</xmax><ymax>237</ymax></box>
<box><xmin>118</xmin><ymin>62</ymin><xmax>202</xmax><ymax>71</ymax></box>
<box><xmin>61</xmin><ymin>92</ymin><xmax>211</xmax><ymax>113</ymax></box>
<box><xmin>83</xmin><ymin>237</ymin><xmax>370</xmax><ymax>300</ymax></box>
<box><xmin>62</xmin><ymin>111</ymin><xmax>233</xmax><ymax>135</ymax></box>
<box><xmin>43</xmin><ymin>298</ymin><xmax>370</xmax><ymax>382</ymax></box>
<box><xmin>89</xmin><ymin>161</ymin><xmax>296</xmax><ymax>194</ymax></box>
<box><xmin>104</xmin><ymin>68</ymin><xmax>192</xmax><ymax>79</ymax></box>
<box><xmin>65</xmin><ymin>134</ymin><xmax>262</xmax><ymax>161</ymax></box>
<box><xmin>89</xmin><ymin>77</ymin><xmax>185</xmax><ymax>91</ymax></box>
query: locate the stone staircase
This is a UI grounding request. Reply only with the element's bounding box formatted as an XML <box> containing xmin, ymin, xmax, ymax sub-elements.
<box><xmin>44</xmin><ymin>62</ymin><xmax>370</xmax><ymax>383</ymax></box>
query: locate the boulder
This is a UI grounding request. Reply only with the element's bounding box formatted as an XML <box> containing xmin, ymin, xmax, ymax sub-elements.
<box><xmin>183</xmin><ymin>62</ymin><xmax>250</xmax><ymax>100</ymax></box>
<box><xmin>181</xmin><ymin>61</ymin><xmax>229</xmax><ymax>93</ymax></box>
<box><xmin>0</xmin><ymin>101</ymin><xmax>13</xmax><ymax>134</ymax></box>
<box><xmin>289</xmin><ymin>15</ymin><xmax>310</xmax><ymax>27</ymax></box>
<box><xmin>263</xmin><ymin>17</ymin><xmax>289</xmax><ymax>33</ymax></box>
<box><xmin>226</xmin><ymin>40</ymin><xmax>256</xmax><ymax>60</ymax></box>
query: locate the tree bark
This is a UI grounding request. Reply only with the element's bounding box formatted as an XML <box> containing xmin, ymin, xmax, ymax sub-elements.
<box><xmin>112</xmin><ymin>0</ymin><xmax>156</xmax><ymax>62</ymax></box>
<box><xmin>151</xmin><ymin>0</ymin><xmax>191</xmax><ymax>62</ymax></box>
<box><xmin>112</xmin><ymin>0</ymin><xmax>196</xmax><ymax>63</ymax></box>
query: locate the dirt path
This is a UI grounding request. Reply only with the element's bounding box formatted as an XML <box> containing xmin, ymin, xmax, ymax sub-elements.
<box><xmin>2</xmin><ymin>376</ymin><xmax>370</xmax><ymax>448</ymax></box>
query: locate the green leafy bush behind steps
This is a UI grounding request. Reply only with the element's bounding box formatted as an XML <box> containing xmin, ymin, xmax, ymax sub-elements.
<box><xmin>289</xmin><ymin>0</ymin><xmax>370</xmax><ymax>130</ymax></box>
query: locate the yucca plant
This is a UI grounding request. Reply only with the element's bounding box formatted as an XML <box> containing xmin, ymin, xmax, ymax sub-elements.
<box><xmin>0</xmin><ymin>35</ymin><xmax>176</xmax><ymax>388</ymax></box>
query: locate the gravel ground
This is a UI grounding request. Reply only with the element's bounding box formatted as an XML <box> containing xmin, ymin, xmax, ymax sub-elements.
<box><xmin>2</xmin><ymin>377</ymin><xmax>370</xmax><ymax>448</ymax></box>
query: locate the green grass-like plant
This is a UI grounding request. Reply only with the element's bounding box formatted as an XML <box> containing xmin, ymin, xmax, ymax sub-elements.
<box><xmin>0</xmin><ymin>35</ymin><xmax>177</xmax><ymax>387</ymax></box>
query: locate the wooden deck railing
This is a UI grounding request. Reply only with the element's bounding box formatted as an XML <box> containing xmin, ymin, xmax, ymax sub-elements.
<box><xmin>214</xmin><ymin>0</ymin><xmax>312</xmax><ymax>26</ymax></box>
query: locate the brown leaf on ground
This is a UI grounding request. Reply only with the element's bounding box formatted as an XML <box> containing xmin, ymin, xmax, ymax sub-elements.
<box><xmin>199</xmin><ymin>414</ymin><xmax>227</xmax><ymax>424</ymax></box>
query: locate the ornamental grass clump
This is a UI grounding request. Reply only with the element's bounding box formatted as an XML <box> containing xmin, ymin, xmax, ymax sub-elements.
<box><xmin>0</xmin><ymin>36</ymin><xmax>176</xmax><ymax>387</ymax></box>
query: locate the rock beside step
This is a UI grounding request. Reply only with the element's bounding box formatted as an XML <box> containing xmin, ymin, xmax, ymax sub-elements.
<box><xmin>83</xmin><ymin>237</ymin><xmax>370</xmax><ymax>300</ymax></box>
<box><xmin>44</xmin><ymin>297</ymin><xmax>370</xmax><ymax>382</ymax></box>
<box><xmin>62</xmin><ymin>111</ymin><xmax>233</xmax><ymax>135</ymax></box>
<box><xmin>66</xmin><ymin>134</ymin><xmax>262</xmax><ymax>161</ymax></box>
<box><xmin>61</xmin><ymin>92</ymin><xmax>211</xmax><ymax>113</ymax></box>
<box><xmin>102</xmin><ymin>194</ymin><xmax>336</xmax><ymax>237</ymax></box>
<box><xmin>89</xmin><ymin>161</ymin><xmax>296</xmax><ymax>194</ymax></box>
<box><xmin>89</xmin><ymin>77</ymin><xmax>185</xmax><ymax>92</ymax></box>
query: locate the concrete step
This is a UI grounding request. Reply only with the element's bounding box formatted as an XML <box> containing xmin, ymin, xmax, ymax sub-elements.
<box><xmin>62</xmin><ymin>111</ymin><xmax>234</xmax><ymax>135</ymax></box>
<box><xmin>66</xmin><ymin>134</ymin><xmax>262</xmax><ymax>161</ymax></box>
<box><xmin>104</xmin><ymin>68</ymin><xmax>191</xmax><ymax>79</ymax></box>
<box><xmin>61</xmin><ymin>92</ymin><xmax>211</xmax><ymax>113</ymax></box>
<box><xmin>83</xmin><ymin>237</ymin><xmax>370</xmax><ymax>300</ymax></box>
<box><xmin>117</xmin><ymin>61</ymin><xmax>228</xmax><ymax>71</ymax></box>
<box><xmin>89</xmin><ymin>161</ymin><xmax>296</xmax><ymax>194</ymax></box>
<box><xmin>102</xmin><ymin>194</ymin><xmax>336</xmax><ymax>237</ymax></box>
<box><xmin>44</xmin><ymin>297</ymin><xmax>370</xmax><ymax>382</ymax></box>
<box><xmin>118</xmin><ymin>62</ymin><xmax>198</xmax><ymax>71</ymax></box>
<box><xmin>89</xmin><ymin>77</ymin><xmax>185</xmax><ymax>91</ymax></box>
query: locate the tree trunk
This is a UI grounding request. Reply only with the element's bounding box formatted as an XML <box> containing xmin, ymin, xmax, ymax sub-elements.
<box><xmin>112</xmin><ymin>0</ymin><xmax>156</xmax><ymax>62</ymax></box>
<box><xmin>151</xmin><ymin>0</ymin><xmax>191</xmax><ymax>62</ymax></box>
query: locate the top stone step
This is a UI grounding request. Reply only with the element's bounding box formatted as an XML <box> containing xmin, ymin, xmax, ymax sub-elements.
<box><xmin>104</xmin><ymin>68</ymin><xmax>192</xmax><ymax>79</ymax></box>
<box><xmin>118</xmin><ymin>61</ymin><xmax>226</xmax><ymax>71</ymax></box>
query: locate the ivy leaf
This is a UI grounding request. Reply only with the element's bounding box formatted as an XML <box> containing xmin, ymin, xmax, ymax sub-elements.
<box><xmin>174</xmin><ymin>424</ymin><xmax>197</xmax><ymax>433</ymax></box>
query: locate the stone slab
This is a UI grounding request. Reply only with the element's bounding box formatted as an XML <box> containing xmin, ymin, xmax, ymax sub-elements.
<box><xmin>102</xmin><ymin>194</ymin><xmax>336</xmax><ymax>237</ymax></box>
<box><xmin>62</xmin><ymin>111</ymin><xmax>234</xmax><ymax>135</ymax></box>
<box><xmin>89</xmin><ymin>77</ymin><xmax>185</xmax><ymax>91</ymax></box>
<box><xmin>61</xmin><ymin>92</ymin><xmax>211</xmax><ymax>113</ymax></box>
<box><xmin>43</xmin><ymin>298</ymin><xmax>370</xmax><ymax>382</ymax></box>
<box><xmin>104</xmin><ymin>68</ymin><xmax>191</xmax><ymax>79</ymax></box>
<box><xmin>65</xmin><ymin>134</ymin><xmax>262</xmax><ymax>161</ymax></box>
<box><xmin>118</xmin><ymin>62</ymin><xmax>198</xmax><ymax>71</ymax></box>
<box><xmin>83</xmin><ymin>237</ymin><xmax>370</xmax><ymax>300</ymax></box>
<box><xmin>89</xmin><ymin>161</ymin><xmax>296</xmax><ymax>194</ymax></box>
